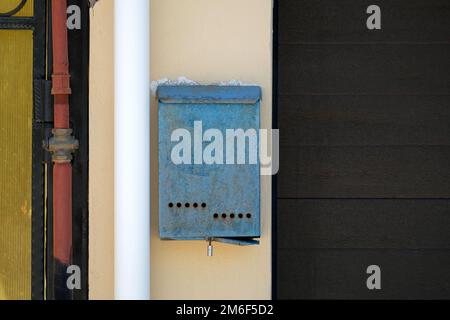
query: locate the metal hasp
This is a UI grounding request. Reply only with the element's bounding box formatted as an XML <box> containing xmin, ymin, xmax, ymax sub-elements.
<box><xmin>158</xmin><ymin>85</ymin><xmax>261</xmax><ymax>249</ymax></box>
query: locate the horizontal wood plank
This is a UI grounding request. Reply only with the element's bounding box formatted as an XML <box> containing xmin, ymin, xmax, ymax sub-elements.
<box><xmin>278</xmin><ymin>44</ymin><xmax>450</xmax><ymax>95</ymax></box>
<box><xmin>278</xmin><ymin>95</ymin><xmax>450</xmax><ymax>146</ymax></box>
<box><xmin>278</xmin><ymin>249</ymin><xmax>450</xmax><ymax>299</ymax></box>
<box><xmin>278</xmin><ymin>146</ymin><xmax>450</xmax><ymax>198</ymax></box>
<box><xmin>278</xmin><ymin>199</ymin><xmax>450</xmax><ymax>249</ymax></box>
<box><xmin>279</xmin><ymin>0</ymin><xmax>450</xmax><ymax>43</ymax></box>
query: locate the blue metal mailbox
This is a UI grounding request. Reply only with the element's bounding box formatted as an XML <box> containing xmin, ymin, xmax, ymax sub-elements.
<box><xmin>158</xmin><ymin>85</ymin><xmax>261</xmax><ymax>246</ymax></box>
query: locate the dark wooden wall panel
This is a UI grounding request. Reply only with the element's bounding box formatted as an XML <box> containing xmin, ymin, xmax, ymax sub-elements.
<box><xmin>279</xmin><ymin>95</ymin><xmax>450</xmax><ymax>146</ymax></box>
<box><xmin>278</xmin><ymin>199</ymin><xmax>450</xmax><ymax>249</ymax></box>
<box><xmin>276</xmin><ymin>0</ymin><xmax>450</xmax><ymax>299</ymax></box>
<box><xmin>278</xmin><ymin>249</ymin><xmax>450</xmax><ymax>299</ymax></box>
<box><xmin>280</xmin><ymin>0</ymin><xmax>450</xmax><ymax>43</ymax></box>
<box><xmin>279</xmin><ymin>44</ymin><xmax>450</xmax><ymax>95</ymax></box>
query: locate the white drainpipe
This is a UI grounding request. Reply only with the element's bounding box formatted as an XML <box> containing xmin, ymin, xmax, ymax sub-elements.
<box><xmin>114</xmin><ymin>0</ymin><xmax>150</xmax><ymax>300</ymax></box>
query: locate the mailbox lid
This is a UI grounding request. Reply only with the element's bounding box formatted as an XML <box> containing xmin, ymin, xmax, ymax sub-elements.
<box><xmin>157</xmin><ymin>85</ymin><xmax>261</xmax><ymax>104</ymax></box>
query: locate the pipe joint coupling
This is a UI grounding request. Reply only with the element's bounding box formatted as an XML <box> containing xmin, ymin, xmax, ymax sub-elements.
<box><xmin>44</xmin><ymin>129</ymin><xmax>79</xmax><ymax>163</ymax></box>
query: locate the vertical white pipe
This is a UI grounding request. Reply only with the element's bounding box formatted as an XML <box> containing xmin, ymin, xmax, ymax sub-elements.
<box><xmin>114</xmin><ymin>0</ymin><xmax>150</xmax><ymax>299</ymax></box>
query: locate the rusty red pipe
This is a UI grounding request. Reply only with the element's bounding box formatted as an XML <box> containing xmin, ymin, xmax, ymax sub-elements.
<box><xmin>53</xmin><ymin>163</ymin><xmax>72</xmax><ymax>266</ymax></box>
<box><xmin>51</xmin><ymin>0</ymin><xmax>72</xmax><ymax>267</ymax></box>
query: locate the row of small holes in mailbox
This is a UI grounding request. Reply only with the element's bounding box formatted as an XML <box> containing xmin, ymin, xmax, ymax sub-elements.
<box><xmin>214</xmin><ymin>213</ymin><xmax>252</xmax><ymax>219</ymax></box>
<box><xmin>168</xmin><ymin>202</ymin><xmax>206</xmax><ymax>208</ymax></box>
<box><xmin>167</xmin><ymin>202</ymin><xmax>252</xmax><ymax>220</ymax></box>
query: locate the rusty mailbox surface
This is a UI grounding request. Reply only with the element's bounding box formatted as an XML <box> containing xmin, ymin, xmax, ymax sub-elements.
<box><xmin>158</xmin><ymin>85</ymin><xmax>261</xmax><ymax>244</ymax></box>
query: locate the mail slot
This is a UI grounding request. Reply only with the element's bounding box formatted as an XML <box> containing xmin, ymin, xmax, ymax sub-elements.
<box><xmin>157</xmin><ymin>85</ymin><xmax>261</xmax><ymax>246</ymax></box>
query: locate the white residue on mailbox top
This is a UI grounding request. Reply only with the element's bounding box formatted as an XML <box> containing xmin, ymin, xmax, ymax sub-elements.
<box><xmin>150</xmin><ymin>76</ymin><xmax>257</xmax><ymax>96</ymax></box>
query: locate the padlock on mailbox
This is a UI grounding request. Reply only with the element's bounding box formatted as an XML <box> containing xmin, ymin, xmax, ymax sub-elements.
<box><xmin>158</xmin><ymin>85</ymin><xmax>261</xmax><ymax>249</ymax></box>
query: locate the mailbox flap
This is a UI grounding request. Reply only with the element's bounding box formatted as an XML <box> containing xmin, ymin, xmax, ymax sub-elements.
<box><xmin>214</xmin><ymin>237</ymin><xmax>260</xmax><ymax>246</ymax></box>
<box><xmin>157</xmin><ymin>85</ymin><xmax>261</xmax><ymax>104</ymax></box>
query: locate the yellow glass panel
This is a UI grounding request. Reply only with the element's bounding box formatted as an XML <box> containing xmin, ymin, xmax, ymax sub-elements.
<box><xmin>0</xmin><ymin>0</ymin><xmax>34</xmax><ymax>17</ymax></box>
<box><xmin>0</xmin><ymin>30</ymin><xmax>33</xmax><ymax>300</ymax></box>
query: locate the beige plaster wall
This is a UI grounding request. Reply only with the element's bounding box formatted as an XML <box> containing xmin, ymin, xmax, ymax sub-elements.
<box><xmin>89</xmin><ymin>0</ymin><xmax>273</xmax><ymax>300</ymax></box>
